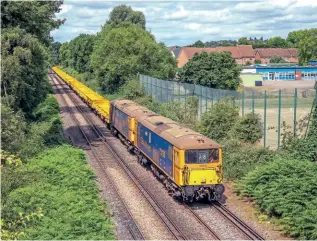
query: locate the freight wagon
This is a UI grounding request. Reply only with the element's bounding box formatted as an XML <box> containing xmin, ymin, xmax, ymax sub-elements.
<box><xmin>52</xmin><ymin>67</ymin><xmax>225</xmax><ymax>202</ymax></box>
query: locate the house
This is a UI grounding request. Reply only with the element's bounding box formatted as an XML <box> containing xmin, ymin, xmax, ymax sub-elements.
<box><xmin>254</xmin><ymin>48</ymin><xmax>298</xmax><ymax>64</ymax></box>
<box><xmin>175</xmin><ymin>45</ymin><xmax>255</xmax><ymax>68</ymax></box>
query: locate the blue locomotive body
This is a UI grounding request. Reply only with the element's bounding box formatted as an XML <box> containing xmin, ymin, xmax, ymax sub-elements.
<box><xmin>137</xmin><ymin>123</ymin><xmax>173</xmax><ymax>178</ymax></box>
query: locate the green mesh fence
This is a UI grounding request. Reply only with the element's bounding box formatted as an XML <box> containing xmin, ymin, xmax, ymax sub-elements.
<box><xmin>139</xmin><ymin>74</ymin><xmax>317</xmax><ymax>149</ymax></box>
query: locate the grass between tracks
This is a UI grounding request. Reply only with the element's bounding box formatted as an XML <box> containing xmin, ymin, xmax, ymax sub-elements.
<box><xmin>1</xmin><ymin>92</ymin><xmax>115</xmax><ymax>240</ymax></box>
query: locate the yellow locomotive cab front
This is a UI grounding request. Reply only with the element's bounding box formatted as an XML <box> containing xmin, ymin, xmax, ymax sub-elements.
<box><xmin>184</xmin><ymin>148</ymin><xmax>223</xmax><ymax>185</ymax></box>
<box><xmin>180</xmin><ymin>148</ymin><xmax>225</xmax><ymax>202</ymax></box>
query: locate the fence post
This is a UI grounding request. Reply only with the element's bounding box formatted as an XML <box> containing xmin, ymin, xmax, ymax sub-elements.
<box><xmin>205</xmin><ymin>88</ymin><xmax>208</xmax><ymax>112</ymax></box>
<box><xmin>172</xmin><ymin>81</ymin><xmax>175</xmax><ymax>101</ymax></box>
<box><xmin>161</xmin><ymin>81</ymin><xmax>163</xmax><ymax>102</ymax></box>
<box><xmin>277</xmin><ymin>90</ymin><xmax>281</xmax><ymax>149</ymax></box>
<box><xmin>185</xmin><ymin>85</ymin><xmax>187</xmax><ymax>108</ymax></box>
<box><xmin>264</xmin><ymin>90</ymin><xmax>267</xmax><ymax>147</ymax></box>
<box><xmin>179</xmin><ymin>83</ymin><xmax>180</xmax><ymax>101</ymax></box>
<box><xmin>211</xmin><ymin>89</ymin><xmax>214</xmax><ymax>108</ymax></box>
<box><xmin>146</xmin><ymin>76</ymin><xmax>149</xmax><ymax>95</ymax></box>
<box><xmin>242</xmin><ymin>91</ymin><xmax>245</xmax><ymax>117</ymax></box>
<box><xmin>151</xmin><ymin>77</ymin><xmax>153</xmax><ymax>98</ymax></box>
<box><xmin>200</xmin><ymin>86</ymin><xmax>203</xmax><ymax>118</ymax></box>
<box><xmin>252</xmin><ymin>91</ymin><xmax>255</xmax><ymax>114</ymax></box>
<box><xmin>293</xmin><ymin>88</ymin><xmax>297</xmax><ymax>137</ymax></box>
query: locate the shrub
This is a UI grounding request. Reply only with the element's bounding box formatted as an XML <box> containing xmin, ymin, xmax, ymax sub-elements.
<box><xmin>236</xmin><ymin>158</ymin><xmax>317</xmax><ymax>239</ymax></box>
<box><xmin>254</xmin><ymin>59</ymin><xmax>261</xmax><ymax>64</ymax></box>
<box><xmin>221</xmin><ymin>138</ymin><xmax>276</xmax><ymax>179</ymax></box>
<box><xmin>199</xmin><ymin>97</ymin><xmax>239</xmax><ymax>141</ymax></box>
<box><xmin>245</xmin><ymin>61</ymin><xmax>251</xmax><ymax>66</ymax></box>
<box><xmin>279</xmin><ymin>102</ymin><xmax>317</xmax><ymax>162</ymax></box>
<box><xmin>231</xmin><ymin>113</ymin><xmax>263</xmax><ymax>144</ymax></box>
<box><xmin>1</xmin><ymin>105</ymin><xmax>26</xmax><ymax>153</ymax></box>
<box><xmin>119</xmin><ymin>78</ymin><xmax>145</xmax><ymax>99</ymax></box>
<box><xmin>33</xmin><ymin>95</ymin><xmax>60</xmax><ymax>121</ymax></box>
<box><xmin>18</xmin><ymin>95</ymin><xmax>67</xmax><ymax>159</ymax></box>
<box><xmin>1</xmin><ymin>146</ymin><xmax>115</xmax><ymax>240</ymax></box>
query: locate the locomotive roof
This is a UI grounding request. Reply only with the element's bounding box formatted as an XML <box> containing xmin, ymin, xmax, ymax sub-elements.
<box><xmin>111</xmin><ymin>99</ymin><xmax>156</xmax><ymax>118</ymax></box>
<box><xmin>140</xmin><ymin>116</ymin><xmax>221</xmax><ymax>150</ymax></box>
<box><xmin>112</xmin><ymin>99</ymin><xmax>221</xmax><ymax>150</ymax></box>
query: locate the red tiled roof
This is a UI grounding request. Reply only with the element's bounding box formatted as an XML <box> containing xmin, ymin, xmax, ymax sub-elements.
<box><xmin>216</xmin><ymin>46</ymin><xmax>241</xmax><ymax>58</ymax></box>
<box><xmin>181</xmin><ymin>47</ymin><xmax>217</xmax><ymax>60</ymax></box>
<box><xmin>288</xmin><ymin>48</ymin><xmax>297</xmax><ymax>57</ymax></box>
<box><xmin>180</xmin><ymin>45</ymin><xmax>254</xmax><ymax>60</ymax></box>
<box><xmin>236</xmin><ymin>45</ymin><xmax>255</xmax><ymax>57</ymax></box>
<box><xmin>255</xmin><ymin>48</ymin><xmax>298</xmax><ymax>57</ymax></box>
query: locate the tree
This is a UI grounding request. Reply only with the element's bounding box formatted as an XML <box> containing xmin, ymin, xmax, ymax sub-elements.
<box><xmin>59</xmin><ymin>42</ymin><xmax>70</xmax><ymax>67</ymax></box>
<box><xmin>91</xmin><ymin>24</ymin><xmax>177</xmax><ymax>93</ymax></box>
<box><xmin>238</xmin><ymin>37</ymin><xmax>250</xmax><ymax>45</ymax></box>
<box><xmin>1</xmin><ymin>28</ymin><xmax>50</xmax><ymax>114</ymax></box>
<box><xmin>287</xmin><ymin>29</ymin><xmax>311</xmax><ymax>46</ymax></box>
<box><xmin>106</xmin><ymin>4</ymin><xmax>145</xmax><ymax>30</ymax></box>
<box><xmin>270</xmin><ymin>55</ymin><xmax>287</xmax><ymax>63</ymax></box>
<box><xmin>267</xmin><ymin>36</ymin><xmax>287</xmax><ymax>48</ymax></box>
<box><xmin>48</xmin><ymin>41</ymin><xmax>62</xmax><ymax>66</ymax></box>
<box><xmin>64</xmin><ymin>34</ymin><xmax>96</xmax><ymax>72</ymax></box>
<box><xmin>297</xmin><ymin>29</ymin><xmax>317</xmax><ymax>65</ymax></box>
<box><xmin>254</xmin><ymin>59</ymin><xmax>261</xmax><ymax>64</ymax></box>
<box><xmin>191</xmin><ymin>40</ymin><xmax>204</xmax><ymax>47</ymax></box>
<box><xmin>180</xmin><ymin>51</ymin><xmax>242</xmax><ymax>90</ymax></box>
<box><xmin>1</xmin><ymin>1</ymin><xmax>65</xmax><ymax>44</ymax></box>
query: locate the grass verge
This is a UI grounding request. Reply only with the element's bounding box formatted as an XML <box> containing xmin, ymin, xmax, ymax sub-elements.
<box><xmin>1</xmin><ymin>146</ymin><xmax>115</xmax><ymax>240</ymax></box>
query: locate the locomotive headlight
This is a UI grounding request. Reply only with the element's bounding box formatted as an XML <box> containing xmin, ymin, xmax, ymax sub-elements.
<box><xmin>215</xmin><ymin>184</ymin><xmax>225</xmax><ymax>194</ymax></box>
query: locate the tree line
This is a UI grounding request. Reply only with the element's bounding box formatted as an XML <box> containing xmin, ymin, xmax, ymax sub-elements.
<box><xmin>57</xmin><ymin>5</ymin><xmax>177</xmax><ymax>94</ymax></box>
<box><xmin>188</xmin><ymin>29</ymin><xmax>317</xmax><ymax>66</ymax></box>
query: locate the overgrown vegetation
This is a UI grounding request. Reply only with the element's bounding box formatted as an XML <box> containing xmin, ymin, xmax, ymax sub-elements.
<box><xmin>1</xmin><ymin>2</ymin><xmax>115</xmax><ymax>238</ymax></box>
<box><xmin>231</xmin><ymin>113</ymin><xmax>263</xmax><ymax>144</ymax></box>
<box><xmin>199</xmin><ymin>97</ymin><xmax>240</xmax><ymax>141</ymax></box>
<box><xmin>236</xmin><ymin>158</ymin><xmax>317</xmax><ymax>239</ymax></box>
<box><xmin>1</xmin><ymin>146</ymin><xmax>114</xmax><ymax>240</ymax></box>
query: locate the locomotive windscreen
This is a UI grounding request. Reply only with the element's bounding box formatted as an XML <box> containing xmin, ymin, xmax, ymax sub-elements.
<box><xmin>185</xmin><ymin>149</ymin><xmax>219</xmax><ymax>164</ymax></box>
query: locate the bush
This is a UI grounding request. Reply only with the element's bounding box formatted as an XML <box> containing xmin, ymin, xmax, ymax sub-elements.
<box><xmin>33</xmin><ymin>95</ymin><xmax>60</xmax><ymax>121</ymax></box>
<box><xmin>199</xmin><ymin>97</ymin><xmax>239</xmax><ymax>141</ymax></box>
<box><xmin>279</xmin><ymin>102</ymin><xmax>317</xmax><ymax>162</ymax></box>
<box><xmin>236</xmin><ymin>158</ymin><xmax>317</xmax><ymax>239</ymax></box>
<box><xmin>1</xmin><ymin>105</ymin><xmax>26</xmax><ymax>154</ymax></box>
<box><xmin>1</xmin><ymin>146</ymin><xmax>114</xmax><ymax>240</ymax></box>
<box><xmin>221</xmin><ymin>138</ymin><xmax>276</xmax><ymax>179</ymax></box>
<box><xmin>18</xmin><ymin>94</ymin><xmax>67</xmax><ymax>159</ymax></box>
<box><xmin>231</xmin><ymin>113</ymin><xmax>263</xmax><ymax>144</ymax></box>
<box><xmin>119</xmin><ymin>78</ymin><xmax>145</xmax><ymax>99</ymax></box>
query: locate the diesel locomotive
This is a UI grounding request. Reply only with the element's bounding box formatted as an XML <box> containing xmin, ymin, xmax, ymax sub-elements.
<box><xmin>52</xmin><ymin>67</ymin><xmax>225</xmax><ymax>202</ymax></box>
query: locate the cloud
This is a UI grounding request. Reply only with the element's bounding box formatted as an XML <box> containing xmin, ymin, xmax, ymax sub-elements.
<box><xmin>51</xmin><ymin>0</ymin><xmax>317</xmax><ymax>46</ymax></box>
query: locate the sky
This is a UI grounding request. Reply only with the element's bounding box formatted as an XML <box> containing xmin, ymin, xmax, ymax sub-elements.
<box><xmin>51</xmin><ymin>0</ymin><xmax>317</xmax><ymax>46</ymax></box>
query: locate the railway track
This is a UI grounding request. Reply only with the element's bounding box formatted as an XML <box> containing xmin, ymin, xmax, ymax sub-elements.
<box><xmin>212</xmin><ymin>201</ymin><xmax>265</xmax><ymax>240</ymax></box>
<box><xmin>49</xmin><ymin>74</ymin><xmax>145</xmax><ymax>240</ymax></box>
<box><xmin>51</xmin><ymin>70</ymin><xmax>265</xmax><ymax>240</ymax></box>
<box><xmin>50</xmin><ymin>73</ymin><xmax>190</xmax><ymax>240</ymax></box>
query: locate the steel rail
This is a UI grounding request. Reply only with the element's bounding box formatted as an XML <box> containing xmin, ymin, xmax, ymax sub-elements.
<box><xmin>51</xmin><ymin>73</ymin><xmax>188</xmax><ymax>240</ymax></box>
<box><xmin>213</xmin><ymin>201</ymin><xmax>265</xmax><ymax>240</ymax></box>
<box><xmin>49</xmin><ymin>74</ymin><xmax>145</xmax><ymax>240</ymax></box>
